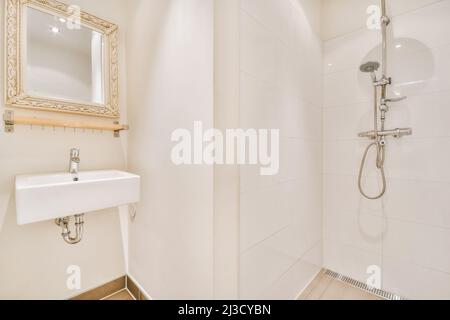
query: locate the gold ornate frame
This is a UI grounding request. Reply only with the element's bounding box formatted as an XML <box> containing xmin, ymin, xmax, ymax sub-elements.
<box><xmin>4</xmin><ymin>0</ymin><xmax>119</xmax><ymax>118</ymax></box>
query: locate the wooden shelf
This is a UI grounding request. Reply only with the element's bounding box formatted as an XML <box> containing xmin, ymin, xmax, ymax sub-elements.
<box><xmin>3</xmin><ymin>110</ymin><xmax>129</xmax><ymax>137</ymax></box>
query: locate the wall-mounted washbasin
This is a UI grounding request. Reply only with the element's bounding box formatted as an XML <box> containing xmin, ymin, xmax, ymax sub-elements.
<box><xmin>15</xmin><ymin>170</ymin><xmax>140</xmax><ymax>225</ymax></box>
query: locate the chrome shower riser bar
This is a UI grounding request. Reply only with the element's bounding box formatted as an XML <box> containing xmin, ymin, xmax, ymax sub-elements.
<box><xmin>357</xmin><ymin>0</ymin><xmax>412</xmax><ymax>200</ymax></box>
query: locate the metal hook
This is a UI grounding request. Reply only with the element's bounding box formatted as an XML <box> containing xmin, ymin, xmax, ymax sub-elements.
<box><xmin>130</xmin><ymin>204</ymin><xmax>137</xmax><ymax>222</ymax></box>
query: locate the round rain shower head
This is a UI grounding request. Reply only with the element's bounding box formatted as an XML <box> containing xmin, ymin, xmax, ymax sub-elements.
<box><xmin>360</xmin><ymin>61</ymin><xmax>380</xmax><ymax>73</ymax></box>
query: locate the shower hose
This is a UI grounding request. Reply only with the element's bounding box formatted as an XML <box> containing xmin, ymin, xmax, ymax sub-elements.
<box><xmin>358</xmin><ymin>77</ymin><xmax>388</xmax><ymax>200</ymax></box>
<box><xmin>358</xmin><ymin>140</ymin><xmax>387</xmax><ymax>200</ymax></box>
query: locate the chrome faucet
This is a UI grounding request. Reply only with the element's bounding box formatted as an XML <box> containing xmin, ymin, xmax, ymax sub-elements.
<box><xmin>69</xmin><ymin>148</ymin><xmax>80</xmax><ymax>180</ymax></box>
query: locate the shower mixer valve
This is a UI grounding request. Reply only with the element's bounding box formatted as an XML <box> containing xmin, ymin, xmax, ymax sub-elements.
<box><xmin>358</xmin><ymin>128</ymin><xmax>413</xmax><ymax>140</ymax></box>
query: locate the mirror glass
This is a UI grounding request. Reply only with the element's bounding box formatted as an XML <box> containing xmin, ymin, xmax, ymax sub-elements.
<box><xmin>25</xmin><ymin>6</ymin><xmax>105</xmax><ymax>104</ymax></box>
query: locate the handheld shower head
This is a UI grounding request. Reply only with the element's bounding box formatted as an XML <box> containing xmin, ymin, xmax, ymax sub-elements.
<box><xmin>360</xmin><ymin>61</ymin><xmax>380</xmax><ymax>81</ymax></box>
<box><xmin>360</xmin><ymin>61</ymin><xmax>380</xmax><ymax>73</ymax></box>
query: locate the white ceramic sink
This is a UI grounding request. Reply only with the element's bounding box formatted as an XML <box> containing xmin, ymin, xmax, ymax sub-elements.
<box><xmin>15</xmin><ymin>170</ymin><xmax>140</xmax><ymax>225</ymax></box>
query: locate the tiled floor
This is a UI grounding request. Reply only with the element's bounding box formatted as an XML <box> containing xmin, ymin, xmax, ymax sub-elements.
<box><xmin>104</xmin><ymin>289</ymin><xmax>135</xmax><ymax>300</ymax></box>
<box><xmin>299</xmin><ymin>271</ymin><xmax>383</xmax><ymax>300</ymax></box>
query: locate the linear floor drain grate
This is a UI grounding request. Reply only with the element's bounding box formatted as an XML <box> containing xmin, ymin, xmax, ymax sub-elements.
<box><xmin>324</xmin><ymin>269</ymin><xmax>406</xmax><ymax>300</ymax></box>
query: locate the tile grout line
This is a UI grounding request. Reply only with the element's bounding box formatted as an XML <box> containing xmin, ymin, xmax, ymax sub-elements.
<box><xmin>323</xmin><ymin>40</ymin><xmax>450</xmax><ymax>77</ymax></box>
<box><xmin>317</xmin><ymin>272</ymin><xmax>336</xmax><ymax>300</ymax></box>
<box><xmin>296</xmin><ymin>269</ymin><xmax>324</xmax><ymax>300</ymax></box>
<box><xmin>323</xmin><ymin>89</ymin><xmax>450</xmax><ymax>110</ymax></box>
<box><xmin>323</xmin><ymin>172</ymin><xmax>450</xmax><ymax>185</ymax></box>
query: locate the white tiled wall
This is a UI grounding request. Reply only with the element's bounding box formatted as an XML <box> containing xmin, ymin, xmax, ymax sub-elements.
<box><xmin>126</xmin><ymin>0</ymin><xmax>215</xmax><ymax>299</ymax></box>
<box><xmin>322</xmin><ymin>0</ymin><xmax>450</xmax><ymax>299</ymax></box>
<box><xmin>239</xmin><ymin>0</ymin><xmax>323</xmax><ymax>299</ymax></box>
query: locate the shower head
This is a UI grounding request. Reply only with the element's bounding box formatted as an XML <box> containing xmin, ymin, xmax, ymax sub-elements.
<box><xmin>360</xmin><ymin>61</ymin><xmax>380</xmax><ymax>73</ymax></box>
<box><xmin>360</xmin><ymin>61</ymin><xmax>380</xmax><ymax>82</ymax></box>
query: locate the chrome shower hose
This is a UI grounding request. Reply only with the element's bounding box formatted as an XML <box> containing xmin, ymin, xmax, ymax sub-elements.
<box><xmin>358</xmin><ymin>141</ymin><xmax>387</xmax><ymax>200</ymax></box>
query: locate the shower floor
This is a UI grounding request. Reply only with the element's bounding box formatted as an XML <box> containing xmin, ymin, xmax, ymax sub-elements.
<box><xmin>298</xmin><ymin>270</ymin><xmax>383</xmax><ymax>300</ymax></box>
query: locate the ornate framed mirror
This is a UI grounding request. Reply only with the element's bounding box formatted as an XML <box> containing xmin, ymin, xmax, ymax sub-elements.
<box><xmin>5</xmin><ymin>0</ymin><xmax>119</xmax><ymax>118</ymax></box>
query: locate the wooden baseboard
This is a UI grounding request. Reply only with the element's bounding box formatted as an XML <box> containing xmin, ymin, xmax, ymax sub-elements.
<box><xmin>70</xmin><ymin>275</ymin><xmax>149</xmax><ymax>300</ymax></box>
<box><xmin>126</xmin><ymin>276</ymin><xmax>149</xmax><ymax>301</ymax></box>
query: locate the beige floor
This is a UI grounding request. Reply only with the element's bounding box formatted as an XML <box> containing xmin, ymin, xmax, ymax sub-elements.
<box><xmin>299</xmin><ymin>271</ymin><xmax>383</xmax><ymax>300</ymax></box>
<box><xmin>104</xmin><ymin>289</ymin><xmax>135</xmax><ymax>300</ymax></box>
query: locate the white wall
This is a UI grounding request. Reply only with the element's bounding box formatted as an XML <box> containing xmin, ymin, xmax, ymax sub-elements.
<box><xmin>213</xmin><ymin>0</ymin><xmax>240</xmax><ymax>299</ymax></box>
<box><xmin>322</xmin><ymin>0</ymin><xmax>450</xmax><ymax>299</ymax></box>
<box><xmin>238</xmin><ymin>0</ymin><xmax>323</xmax><ymax>299</ymax></box>
<box><xmin>126</xmin><ymin>0</ymin><xmax>215</xmax><ymax>299</ymax></box>
<box><xmin>0</xmin><ymin>0</ymin><xmax>129</xmax><ymax>299</ymax></box>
